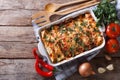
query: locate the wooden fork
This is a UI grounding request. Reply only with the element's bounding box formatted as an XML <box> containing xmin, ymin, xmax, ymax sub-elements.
<box><xmin>32</xmin><ymin>0</ymin><xmax>99</xmax><ymax>26</ymax></box>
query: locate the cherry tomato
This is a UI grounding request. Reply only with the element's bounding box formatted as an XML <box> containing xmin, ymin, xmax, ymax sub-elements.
<box><xmin>106</xmin><ymin>23</ymin><xmax>120</xmax><ymax>38</ymax></box>
<box><xmin>106</xmin><ymin>39</ymin><xmax>120</xmax><ymax>54</ymax></box>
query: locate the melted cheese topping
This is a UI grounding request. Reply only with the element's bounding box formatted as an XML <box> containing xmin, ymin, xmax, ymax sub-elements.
<box><xmin>41</xmin><ymin>12</ymin><xmax>103</xmax><ymax>63</ymax></box>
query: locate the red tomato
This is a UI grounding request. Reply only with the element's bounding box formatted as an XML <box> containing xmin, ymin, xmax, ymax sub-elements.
<box><xmin>106</xmin><ymin>23</ymin><xmax>120</xmax><ymax>38</ymax></box>
<box><xmin>106</xmin><ymin>39</ymin><xmax>120</xmax><ymax>54</ymax></box>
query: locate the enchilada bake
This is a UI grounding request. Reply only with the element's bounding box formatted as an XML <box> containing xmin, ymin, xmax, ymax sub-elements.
<box><xmin>41</xmin><ymin>12</ymin><xmax>103</xmax><ymax>63</ymax></box>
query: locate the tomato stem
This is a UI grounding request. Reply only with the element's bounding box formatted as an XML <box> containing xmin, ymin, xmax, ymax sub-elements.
<box><xmin>112</xmin><ymin>27</ymin><xmax>116</xmax><ymax>32</ymax></box>
<box><xmin>112</xmin><ymin>44</ymin><xmax>117</xmax><ymax>48</ymax></box>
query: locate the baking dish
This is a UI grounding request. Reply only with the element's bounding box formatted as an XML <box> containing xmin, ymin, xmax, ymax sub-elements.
<box><xmin>37</xmin><ymin>8</ymin><xmax>105</xmax><ymax>67</ymax></box>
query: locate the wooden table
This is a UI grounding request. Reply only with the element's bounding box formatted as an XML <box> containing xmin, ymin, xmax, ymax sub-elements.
<box><xmin>0</xmin><ymin>0</ymin><xmax>120</xmax><ymax>80</ymax></box>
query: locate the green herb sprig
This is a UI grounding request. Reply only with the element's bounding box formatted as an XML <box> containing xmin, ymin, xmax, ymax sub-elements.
<box><xmin>94</xmin><ymin>0</ymin><xmax>119</xmax><ymax>27</ymax></box>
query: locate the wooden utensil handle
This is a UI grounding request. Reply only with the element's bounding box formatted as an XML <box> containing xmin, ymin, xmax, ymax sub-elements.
<box><xmin>60</xmin><ymin>0</ymin><xmax>89</xmax><ymax>7</ymax></box>
<box><xmin>55</xmin><ymin>0</ymin><xmax>99</xmax><ymax>15</ymax></box>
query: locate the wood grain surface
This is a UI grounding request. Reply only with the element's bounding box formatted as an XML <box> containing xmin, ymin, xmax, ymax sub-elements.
<box><xmin>0</xmin><ymin>0</ymin><xmax>120</xmax><ymax>80</ymax></box>
<box><xmin>0</xmin><ymin>58</ymin><xmax>120</xmax><ymax>80</ymax></box>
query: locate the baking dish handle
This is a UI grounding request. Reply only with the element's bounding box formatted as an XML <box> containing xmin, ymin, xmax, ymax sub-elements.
<box><xmin>32</xmin><ymin>48</ymin><xmax>54</xmax><ymax>77</ymax></box>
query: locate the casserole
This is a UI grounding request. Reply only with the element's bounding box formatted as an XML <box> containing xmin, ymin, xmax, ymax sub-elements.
<box><xmin>37</xmin><ymin>9</ymin><xmax>105</xmax><ymax>66</ymax></box>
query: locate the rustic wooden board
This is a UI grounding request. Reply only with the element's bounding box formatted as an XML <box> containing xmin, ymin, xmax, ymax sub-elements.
<box><xmin>96</xmin><ymin>49</ymin><xmax>120</xmax><ymax>58</ymax></box>
<box><xmin>0</xmin><ymin>0</ymin><xmax>75</xmax><ymax>10</ymax></box>
<box><xmin>0</xmin><ymin>59</ymin><xmax>35</xmax><ymax>74</ymax></box>
<box><xmin>0</xmin><ymin>10</ymin><xmax>37</xmax><ymax>26</ymax></box>
<box><xmin>68</xmin><ymin>72</ymin><xmax>120</xmax><ymax>80</ymax></box>
<box><xmin>0</xmin><ymin>58</ymin><xmax>120</xmax><ymax>80</ymax></box>
<box><xmin>0</xmin><ymin>26</ymin><xmax>36</xmax><ymax>42</ymax></box>
<box><xmin>0</xmin><ymin>26</ymin><xmax>36</xmax><ymax>58</ymax></box>
<box><xmin>0</xmin><ymin>74</ymin><xmax>44</xmax><ymax>80</ymax></box>
<box><xmin>0</xmin><ymin>0</ymin><xmax>41</xmax><ymax>10</ymax></box>
<box><xmin>0</xmin><ymin>59</ymin><xmax>44</xmax><ymax>80</ymax></box>
<box><xmin>0</xmin><ymin>42</ymin><xmax>37</xmax><ymax>58</ymax></box>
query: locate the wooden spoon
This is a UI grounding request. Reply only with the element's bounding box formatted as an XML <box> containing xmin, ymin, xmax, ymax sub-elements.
<box><xmin>45</xmin><ymin>0</ymin><xmax>90</xmax><ymax>12</ymax></box>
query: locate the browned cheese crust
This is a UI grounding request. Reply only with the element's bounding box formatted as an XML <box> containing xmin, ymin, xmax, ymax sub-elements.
<box><xmin>41</xmin><ymin>12</ymin><xmax>103</xmax><ymax>63</ymax></box>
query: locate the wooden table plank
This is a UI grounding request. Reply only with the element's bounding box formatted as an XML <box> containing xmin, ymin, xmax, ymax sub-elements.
<box><xmin>0</xmin><ymin>26</ymin><xmax>36</xmax><ymax>42</ymax></box>
<box><xmin>68</xmin><ymin>72</ymin><xmax>120</xmax><ymax>80</ymax></box>
<box><xmin>0</xmin><ymin>58</ymin><xmax>120</xmax><ymax>80</ymax></box>
<box><xmin>0</xmin><ymin>42</ymin><xmax>36</xmax><ymax>58</ymax></box>
<box><xmin>0</xmin><ymin>74</ymin><xmax>44</xmax><ymax>80</ymax></box>
<box><xmin>0</xmin><ymin>10</ymin><xmax>37</xmax><ymax>26</ymax></box>
<box><xmin>0</xmin><ymin>26</ymin><xmax>36</xmax><ymax>58</ymax></box>
<box><xmin>96</xmin><ymin>50</ymin><xmax>120</xmax><ymax>58</ymax></box>
<box><xmin>0</xmin><ymin>59</ymin><xmax>44</xmax><ymax>80</ymax></box>
<box><xmin>0</xmin><ymin>0</ymin><xmax>75</xmax><ymax>10</ymax></box>
<box><xmin>0</xmin><ymin>0</ymin><xmax>40</xmax><ymax>10</ymax></box>
<box><xmin>0</xmin><ymin>59</ymin><xmax>35</xmax><ymax>74</ymax></box>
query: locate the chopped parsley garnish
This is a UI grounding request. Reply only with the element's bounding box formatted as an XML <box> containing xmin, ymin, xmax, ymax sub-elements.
<box><xmin>94</xmin><ymin>28</ymin><xmax>99</xmax><ymax>32</ymax></box>
<box><xmin>67</xmin><ymin>28</ymin><xmax>74</xmax><ymax>32</ymax></box>
<box><xmin>79</xmin><ymin>27</ymin><xmax>83</xmax><ymax>31</ymax></box>
<box><xmin>65</xmin><ymin>52</ymin><xmax>69</xmax><ymax>56</ymax></box>
<box><xmin>49</xmin><ymin>39</ymin><xmax>55</xmax><ymax>43</ymax></box>
<box><xmin>60</xmin><ymin>29</ymin><xmax>66</xmax><ymax>33</ymax></box>
<box><xmin>44</xmin><ymin>35</ymin><xmax>48</xmax><ymax>39</ymax></box>
<box><xmin>70</xmin><ymin>46</ymin><xmax>75</xmax><ymax>56</ymax></box>
<box><xmin>74</xmin><ymin>37</ymin><xmax>79</xmax><ymax>42</ymax></box>
<box><xmin>81</xmin><ymin>42</ymin><xmax>85</xmax><ymax>47</ymax></box>
<box><xmin>85</xmin><ymin>31</ymin><xmax>90</xmax><ymax>36</ymax></box>
<box><xmin>74</xmin><ymin>21</ymin><xmax>78</xmax><ymax>26</ymax></box>
<box><xmin>85</xmin><ymin>47</ymin><xmax>88</xmax><ymax>51</ymax></box>
<box><xmin>81</xmin><ymin>21</ymin><xmax>87</xmax><ymax>26</ymax></box>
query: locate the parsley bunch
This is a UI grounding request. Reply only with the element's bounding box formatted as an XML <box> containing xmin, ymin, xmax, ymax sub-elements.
<box><xmin>94</xmin><ymin>0</ymin><xmax>119</xmax><ymax>27</ymax></box>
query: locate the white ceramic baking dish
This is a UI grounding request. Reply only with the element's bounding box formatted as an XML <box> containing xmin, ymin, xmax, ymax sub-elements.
<box><xmin>37</xmin><ymin>8</ymin><xmax>105</xmax><ymax>67</ymax></box>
